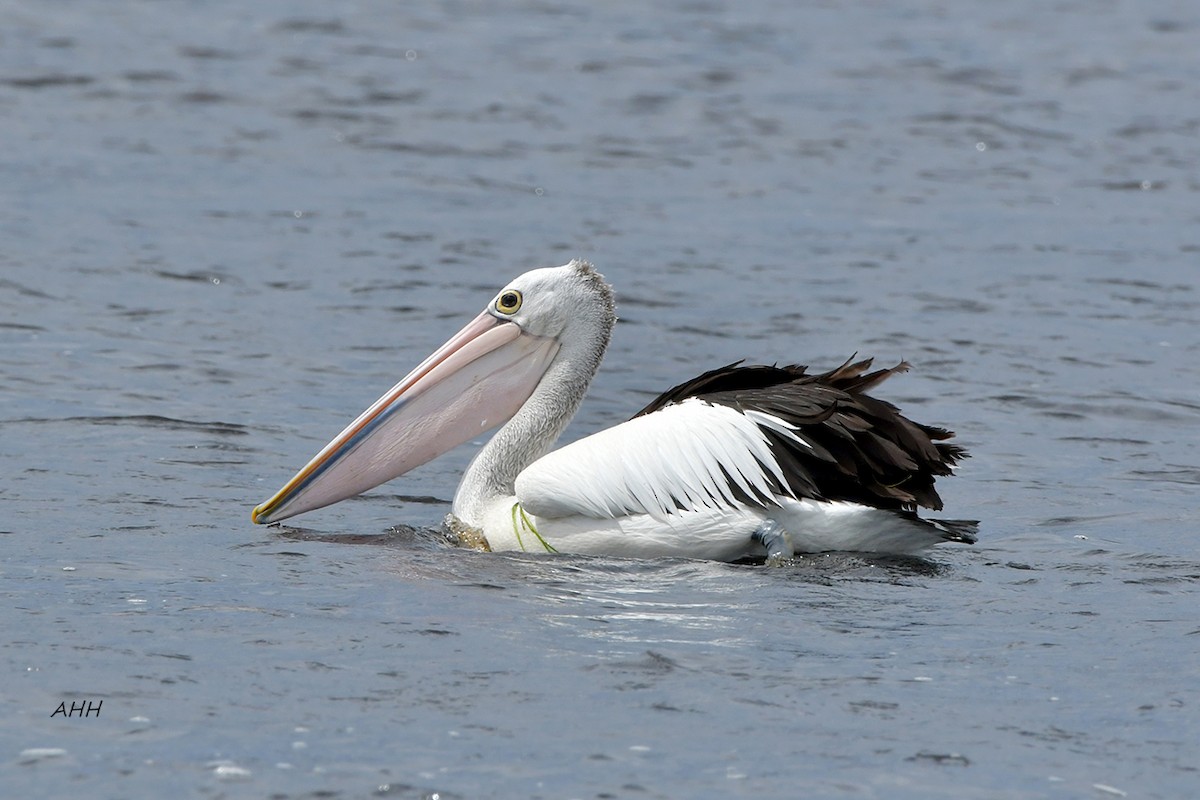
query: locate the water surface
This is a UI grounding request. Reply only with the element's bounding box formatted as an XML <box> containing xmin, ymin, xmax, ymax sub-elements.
<box><xmin>3</xmin><ymin>1</ymin><xmax>1198</xmax><ymax>797</ymax></box>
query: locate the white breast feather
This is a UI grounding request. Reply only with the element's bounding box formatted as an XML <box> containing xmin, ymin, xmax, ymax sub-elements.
<box><xmin>514</xmin><ymin>399</ymin><xmax>799</xmax><ymax>521</ymax></box>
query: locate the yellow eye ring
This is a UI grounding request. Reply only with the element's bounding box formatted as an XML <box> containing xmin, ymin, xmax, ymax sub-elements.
<box><xmin>496</xmin><ymin>289</ymin><xmax>522</xmax><ymax>315</ymax></box>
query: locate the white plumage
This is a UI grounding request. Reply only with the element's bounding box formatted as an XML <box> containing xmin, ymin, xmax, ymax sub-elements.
<box><xmin>517</xmin><ymin>399</ymin><xmax>792</xmax><ymax>521</ymax></box>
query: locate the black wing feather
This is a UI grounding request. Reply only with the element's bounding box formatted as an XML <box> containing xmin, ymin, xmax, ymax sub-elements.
<box><xmin>632</xmin><ymin>357</ymin><xmax>970</xmax><ymax>515</ymax></box>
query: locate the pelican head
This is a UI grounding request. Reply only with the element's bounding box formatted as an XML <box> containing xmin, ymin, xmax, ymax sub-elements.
<box><xmin>252</xmin><ymin>259</ymin><xmax>614</xmax><ymax>524</ymax></box>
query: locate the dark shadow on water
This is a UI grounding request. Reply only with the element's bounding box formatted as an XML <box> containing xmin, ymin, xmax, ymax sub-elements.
<box><xmin>269</xmin><ymin>522</ymin><xmax>447</xmax><ymax>550</ymax></box>
<box><xmin>735</xmin><ymin>551</ymin><xmax>952</xmax><ymax>582</ymax></box>
<box><xmin>810</xmin><ymin>552</ymin><xmax>948</xmax><ymax>577</ymax></box>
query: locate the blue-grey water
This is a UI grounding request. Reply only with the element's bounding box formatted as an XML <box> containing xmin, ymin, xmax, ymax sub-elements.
<box><xmin>3</xmin><ymin>1</ymin><xmax>1198</xmax><ymax>797</ymax></box>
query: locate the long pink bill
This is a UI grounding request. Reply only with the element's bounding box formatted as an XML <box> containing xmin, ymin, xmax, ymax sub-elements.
<box><xmin>252</xmin><ymin>311</ymin><xmax>559</xmax><ymax>524</ymax></box>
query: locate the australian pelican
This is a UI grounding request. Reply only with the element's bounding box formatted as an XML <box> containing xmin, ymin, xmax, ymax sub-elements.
<box><xmin>252</xmin><ymin>260</ymin><xmax>975</xmax><ymax>561</ymax></box>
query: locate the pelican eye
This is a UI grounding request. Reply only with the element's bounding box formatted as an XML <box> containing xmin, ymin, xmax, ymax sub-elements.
<box><xmin>496</xmin><ymin>290</ymin><xmax>523</xmax><ymax>315</ymax></box>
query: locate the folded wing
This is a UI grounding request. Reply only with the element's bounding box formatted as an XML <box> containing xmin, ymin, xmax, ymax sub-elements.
<box><xmin>516</xmin><ymin>357</ymin><xmax>968</xmax><ymax>522</ymax></box>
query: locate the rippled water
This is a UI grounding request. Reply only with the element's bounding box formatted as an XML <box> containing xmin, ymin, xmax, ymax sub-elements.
<box><xmin>3</xmin><ymin>1</ymin><xmax>1198</xmax><ymax>797</ymax></box>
